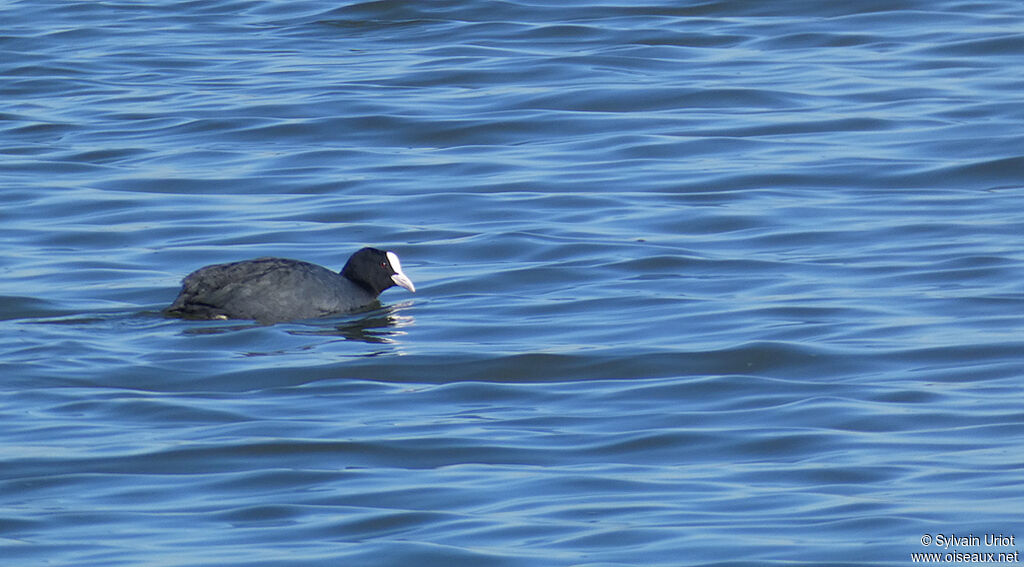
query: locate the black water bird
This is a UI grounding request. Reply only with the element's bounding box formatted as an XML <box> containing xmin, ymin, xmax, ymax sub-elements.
<box><xmin>164</xmin><ymin>247</ymin><xmax>415</xmax><ymax>322</ymax></box>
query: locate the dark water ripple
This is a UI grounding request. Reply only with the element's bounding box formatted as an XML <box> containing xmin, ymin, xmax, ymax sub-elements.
<box><xmin>3</xmin><ymin>0</ymin><xmax>1024</xmax><ymax>565</ymax></box>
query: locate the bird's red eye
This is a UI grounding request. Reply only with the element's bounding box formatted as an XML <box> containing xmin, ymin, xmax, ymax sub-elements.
<box><xmin>380</xmin><ymin>261</ymin><xmax>387</xmax><ymax>269</ymax></box>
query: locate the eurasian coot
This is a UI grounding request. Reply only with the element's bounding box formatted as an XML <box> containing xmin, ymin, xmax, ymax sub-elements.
<box><xmin>164</xmin><ymin>247</ymin><xmax>415</xmax><ymax>322</ymax></box>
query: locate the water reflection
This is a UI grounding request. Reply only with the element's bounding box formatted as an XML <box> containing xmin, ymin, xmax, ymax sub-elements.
<box><xmin>175</xmin><ymin>302</ymin><xmax>415</xmax><ymax>342</ymax></box>
<box><xmin>174</xmin><ymin>302</ymin><xmax>412</xmax><ymax>341</ymax></box>
<box><xmin>288</xmin><ymin>302</ymin><xmax>416</xmax><ymax>345</ymax></box>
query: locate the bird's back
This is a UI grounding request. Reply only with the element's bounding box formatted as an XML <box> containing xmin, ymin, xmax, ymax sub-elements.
<box><xmin>165</xmin><ymin>258</ymin><xmax>376</xmax><ymax>322</ymax></box>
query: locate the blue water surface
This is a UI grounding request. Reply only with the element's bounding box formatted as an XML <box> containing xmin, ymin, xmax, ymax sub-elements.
<box><xmin>3</xmin><ymin>1</ymin><xmax>1024</xmax><ymax>565</ymax></box>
